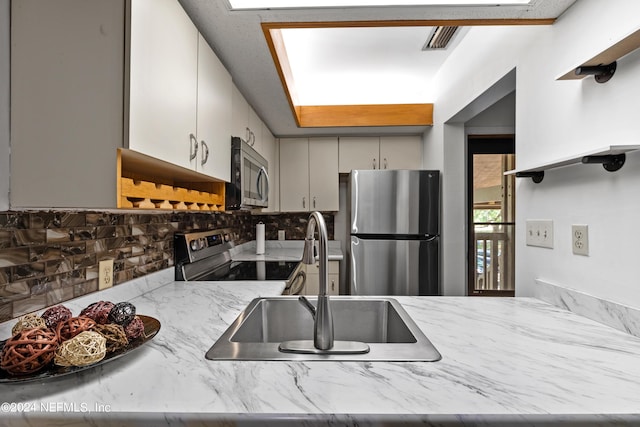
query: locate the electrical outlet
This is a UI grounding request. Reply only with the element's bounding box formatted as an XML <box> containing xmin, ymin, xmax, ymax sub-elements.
<box><xmin>572</xmin><ymin>224</ymin><xmax>589</xmax><ymax>256</ymax></box>
<box><xmin>526</xmin><ymin>220</ymin><xmax>554</xmax><ymax>249</ymax></box>
<box><xmin>99</xmin><ymin>259</ymin><xmax>114</xmax><ymax>290</ymax></box>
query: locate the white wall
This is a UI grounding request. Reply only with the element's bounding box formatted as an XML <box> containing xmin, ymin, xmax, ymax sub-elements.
<box><xmin>515</xmin><ymin>0</ymin><xmax>640</xmax><ymax>304</ymax></box>
<box><xmin>0</xmin><ymin>0</ymin><xmax>9</xmax><ymax>210</ymax></box>
<box><xmin>424</xmin><ymin>25</ymin><xmax>542</xmax><ymax>295</ymax></box>
<box><xmin>465</xmin><ymin>91</ymin><xmax>515</xmax><ymax>132</ymax></box>
<box><xmin>424</xmin><ymin>0</ymin><xmax>640</xmax><ymax>306</ymax></box>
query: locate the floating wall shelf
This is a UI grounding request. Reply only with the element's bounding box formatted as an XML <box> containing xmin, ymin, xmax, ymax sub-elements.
<box><xmin>505</xmin><ymin>145</ymin><xmax>640</xmax><ymax>183</ymax></box>
<box><xmin>557</xmin><ymin>27</ymin><xmax>640</xmax><ymax>83</ymax></box>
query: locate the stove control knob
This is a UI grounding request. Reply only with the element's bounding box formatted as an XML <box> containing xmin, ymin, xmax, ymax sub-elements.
<box><xmin>190</xmin><ymin>240</ymin><xmax>199</xmax><ymax>251</ymax></box>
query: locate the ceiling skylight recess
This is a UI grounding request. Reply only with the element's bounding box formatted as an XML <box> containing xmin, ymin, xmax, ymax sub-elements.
<box><xmin>229</xmin><ymin>0</ymin><xmax>531</xmax><ymax>10</ymax></box>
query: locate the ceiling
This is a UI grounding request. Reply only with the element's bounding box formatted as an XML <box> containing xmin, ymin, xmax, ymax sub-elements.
<box><xmin>278</xmin><ymin>25</ymin><xmax>469</xmax><ymax>106</ymax></box>
<box><xmin>179</xmin><ymin>0</ymin><xmax>576</xmax><ymax>137</ymax></box>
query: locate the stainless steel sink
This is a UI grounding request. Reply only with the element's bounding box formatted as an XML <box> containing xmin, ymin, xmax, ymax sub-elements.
<box><xmin>205</xmin><ymin>296</ymin><xmax>442</xmax><ymax>361</ymax></box>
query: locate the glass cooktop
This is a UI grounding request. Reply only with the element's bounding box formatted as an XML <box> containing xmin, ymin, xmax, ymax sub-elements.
<box><xmin>194</xmin><ymin>261</ymin><xmax>300</xmax><ymax>282</ymax></box>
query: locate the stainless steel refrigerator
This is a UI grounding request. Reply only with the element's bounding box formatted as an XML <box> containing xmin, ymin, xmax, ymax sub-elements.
<box><xmin>349</xmin><ymin>169</ymin><xmax>440</xmax><ymax>296</ymax></box>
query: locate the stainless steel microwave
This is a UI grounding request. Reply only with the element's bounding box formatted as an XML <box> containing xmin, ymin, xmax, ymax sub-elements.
<box><xmin>225</xmin><ymin>137</ymin><xmax>269</xmax><ymax>210</ymax></box>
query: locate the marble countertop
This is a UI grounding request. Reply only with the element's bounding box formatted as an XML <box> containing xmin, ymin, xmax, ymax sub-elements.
<box><xmin>1</xmin><ymin>269</ymin><xmax>640</xmax><ymax>426</ymax></box>
<box><xmin>231</xmin><ymin>240</ymin><xmax>343</xmax><ymax>262</ymax></box>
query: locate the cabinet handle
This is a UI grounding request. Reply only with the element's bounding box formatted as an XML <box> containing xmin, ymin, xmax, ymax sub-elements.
<box><xmin>302</xmin><ymin>197</ymin><xmax>306</xmax><ymax>209</ymax></box>
<box><xmin>313</xmin><ymin>196</ymin><xmax>316</xmax><ymax>209</ymax></box>
<box><xmin>383</xmin><ymin>158</ymin><xmax>388</xmax><ymax>169</ymax></box>
<box><xmin>189</xmin><ymin>133</ymin><xmax>198</xmax><ymax>161</ymax></box>
<box><xmin>331</xmin><ymin>279</ymin><xmax>335</xmax><ymax>292</ymax></box>
<box><xmin>246</xmin><ymin>127</ymin><xmax>255</xmax><ymax>146</ymax></box>
<box><xmin>373</xmin><ymin>158</ymin><xmax>377</xmax><ymax>169</ymax></box>
<box><xmin>201</xmin><ymin>141</ymin><xmax>209</xmax><ymax>165</ymax></box>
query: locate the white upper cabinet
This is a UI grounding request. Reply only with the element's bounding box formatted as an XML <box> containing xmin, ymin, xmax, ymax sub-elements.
<box><xmin>10</xmin><ymin>0</ymin><xmax>125</xmax><ymax>208</ymax></box>
<box><xmin>248</xmin><ymin>107</ymin><xmax>263</xmax><ymax>154</ymax></box>
<box><xmin>280</xmin><ymin>137</ymin><xmax>339</xmax><ymax>212</ymax></box>
<box><xmin>129</xmin><ymin>0</ymin><xmax>198</xmax><ymax>171</ymax></box>
<box><xmin>196</xmin><ymin>34</ymin><xmax>232</xmax><ymax>182</ymax></box>
<box><xmin>339</xmin><ymin>135</ymin><xmax>423</xmax><ymax>172</ymax></box>
<box><xmin>379</xmin><ymin>135</ymin><xmax>423</xmax><ymax>170</ymax></box>
<box><xmin>338</xmin><ymin>137</ymin><xmax>380</xmax><ymax>172</ymax></box>
<box><xmin>231</xmin><ymin>85</ymin><xmax>250</xmax><ymax>143</ymax></box>
<box><xmin>129</xmin><ymin>0</ymin><xmax>232</xmax><ymax>181</ymax></box>
<box><xmin>279</xmin><ymin>138</ymin><xmax>309</xmax><ymax>212</ymax></box>
<box><xmin>231</xmin><ymin>85</ymin><xmax>266</xmax><ymax>156</ymax></box>
<box><xmin>309</xmin><ymin>138</ymin><xmax>339</xmax><ymax>211</ymax></box>
<box><xmin>10</xmin><ymin>0</ymin><xmax>248</xmax><ymax>207</ymax></box>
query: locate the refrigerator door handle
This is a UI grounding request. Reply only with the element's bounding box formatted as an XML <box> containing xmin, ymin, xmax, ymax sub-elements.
<box><xmin>351</xmin><ymin>233</ymin><xmax>439</xmax><ymax>241</ymax></box>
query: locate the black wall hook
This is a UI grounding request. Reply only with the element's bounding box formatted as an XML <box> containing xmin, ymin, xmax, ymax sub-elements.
<box><xmin>574</xmin><ymin>61</ymin><xmax>617</xmax><ymax>83</ymax></box>
<box><xmin>515</xmin><ymin>171</ymin><xmax>544</xmax><ymax>184</ymax></box>
<box><xmin>581</xmin><ymin>153</ymin><xmax>626</xmax><ymax>172</ymax></box>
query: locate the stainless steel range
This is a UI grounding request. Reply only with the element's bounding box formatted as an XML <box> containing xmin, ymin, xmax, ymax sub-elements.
<box><xmin>174</xmin><ymin>229</ymin><xmax>305</xmax><ymax>295</ymax></box>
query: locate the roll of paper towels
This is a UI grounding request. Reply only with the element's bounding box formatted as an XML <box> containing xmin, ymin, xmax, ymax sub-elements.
<box><xmin>256</xmin><ymin>222</ymin><xmax>265</xmax><ymax>255</ymax></box>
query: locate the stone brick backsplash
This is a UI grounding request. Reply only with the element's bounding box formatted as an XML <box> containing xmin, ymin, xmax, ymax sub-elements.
<box><xmin>0</xmin><ymin>210</ymin><xmax>334</xmax><ymax>322</ymax></box>
<box><xmin>249</xmin><ymin>212</ymin><xmax>335</xmax><ymax>241</ymax></box>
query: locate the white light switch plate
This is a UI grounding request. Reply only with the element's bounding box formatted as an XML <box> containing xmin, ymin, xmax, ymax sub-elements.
<box><xmin>526</xmin><ymin>220</ymin><xmax>554</xmax><ymax>249</ymax></box>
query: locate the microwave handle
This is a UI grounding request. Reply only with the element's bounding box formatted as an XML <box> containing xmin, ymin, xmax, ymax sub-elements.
<box><xmin>257</xmin><ymin>166</ymin><xmax>270</xmax><ymax>203</ymax></box>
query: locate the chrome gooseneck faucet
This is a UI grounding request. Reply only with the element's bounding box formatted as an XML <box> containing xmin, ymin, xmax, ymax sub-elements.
<box><xmin>301</xmin><ymin>211</ymin><xmax>334</xmax><ymax>350</ymax></box>
<box><xmin>279</xmin><ymin>211</ymin><xmax>367</xmax><ymax>355</ymax></box>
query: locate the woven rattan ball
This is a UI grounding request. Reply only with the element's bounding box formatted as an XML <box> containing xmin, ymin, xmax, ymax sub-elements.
<box><xmin>0</xmin><ymin>328</ymin><xmax>58</xmax><ymax>375</ymax></box>
<box><xmin>11</xmin><ymin>313</ymin><xmax>46</xmax><ymax>336</ymax></box>
<box><xmin>92</xmin><ymin>323</ymin><xmax>129</xmax><ymax>353</ymax></box>
<box><xmin>107</xmin><ymin>302</ymin><xmax>136</xmax><ymax>326</ymax></box>
<box><xmin>124</xmin><ymin>316</ymin><xmax>145</xmax><ymax>340</ymax></box>
<box><xmin>80</xmin><ymin>301</ymin><xmax>115</xmax><ymax>325</ymax></box>
<box><xmin>41</xmin><ymin>305</ymin><xmax>73</xmax><ymax>329</ymax></box>
<box><xmin>54</xmin><ymin>331</ymin><xmax>106</xmax><ymax>367</ymax></box>
<box><xmin>56</xmin><ymin>316</ymin><xmax>96</xmax><ymax>342</ymax></box>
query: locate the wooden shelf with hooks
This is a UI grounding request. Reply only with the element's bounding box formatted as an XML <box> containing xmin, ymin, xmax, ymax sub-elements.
<box><xmin>505</xmin><ymin>145</ymin><xmax>640</xmax><ymax>183</ymax></box>
<box><xmin>557</xmin><ymin>27</ymin><xmax>640</xmax><ymax>81</ymax></box>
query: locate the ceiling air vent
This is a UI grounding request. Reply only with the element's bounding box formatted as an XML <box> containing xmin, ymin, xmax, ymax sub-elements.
<box><xmin>422</xmin><ymin>26</ymin><xmax>459</xmax><ymax>50</ymax></box>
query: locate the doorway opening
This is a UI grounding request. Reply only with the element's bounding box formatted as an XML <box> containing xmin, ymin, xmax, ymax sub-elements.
<box><xmin>467</xmin><ymin>135</ymin><xmax>515</xmax><ymax>296</ymax></box>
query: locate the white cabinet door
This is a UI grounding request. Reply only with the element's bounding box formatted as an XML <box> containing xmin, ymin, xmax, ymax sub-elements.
<box><xmin>309</xmin><ymin>137</ymin><xmax>339</xmax><ymax>211</ymax></box>
<box><xmin>261</xmin><ymin>124</ymin><xmax>280</xmax><ymax>212</ymax></box>
<box><xmin>338</xmin><ymin>136</ymin><xmax>380</xmax><ymax>173</ymax></box>
<box><xmin>380</xmin><ymin>135</ymin><xmax>423</xmax><ymax>170</ymax></box>
<box><xmin>231</xmin><ymin>84</ymin><xmax>250</xmax><ymax>142</ymax></box>
<box><xmin>303</xmin><ymin>261</ymin><xmax>340</xmax><ymax>296</ymax></box>
<box><xmin>196</xmin><ymin>34</ymin><xmax>232</xmax><ymax>182</ymax></box>
<box><xmin>129</xmin><ymin>0</ymin><xmax>198</xmax><ymax>170</ymax></box>
<box><xmin>279</xmin><ymin>138</ymin><xmax>310</xmax><ymax>212</ymax></box>
<box><xmin>10</xmin><ymin>0</ymin><xmax>125</xmax><ymax>208</ymax></box>
<box><xmin>280</xmin><ymin>138</ymin><xmax>339</xmax><ymax>212</ymax></box>
<box><xmin>248</xmin><ymin>107</ymin><xmax>263</xmax><ymax>155</ymax></box>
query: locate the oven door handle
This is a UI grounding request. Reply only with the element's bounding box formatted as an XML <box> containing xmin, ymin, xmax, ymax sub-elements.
<box><xmin>287</xmin><ymin>270</ymin><xmax>306</xmax><ymax>295</ymax></box>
